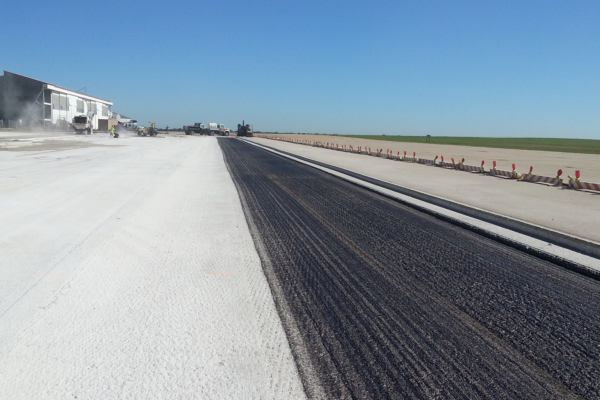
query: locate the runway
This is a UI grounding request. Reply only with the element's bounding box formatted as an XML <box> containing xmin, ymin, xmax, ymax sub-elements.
<box><xmin>0</xmin><ymin>134</ymin><xmax>305</xmax><ymax>399</ymax></box>
<box><xmin>220</xmin><ymin>138</ymin><xmax>600</xmax><ymax>400</ymax></box>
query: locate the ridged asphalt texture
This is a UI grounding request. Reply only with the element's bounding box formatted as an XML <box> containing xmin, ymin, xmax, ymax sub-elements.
<box><xmin>219</xmin><ymin>138</ymin><xmax>600</xmax><ymax>400</ymax></box>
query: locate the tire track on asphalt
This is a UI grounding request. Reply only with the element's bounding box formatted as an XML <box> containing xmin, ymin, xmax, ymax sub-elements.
<box><xmin>220</xmin><ymin>138</ymin><xmax>600</xmax><ymax>400</ymax></box>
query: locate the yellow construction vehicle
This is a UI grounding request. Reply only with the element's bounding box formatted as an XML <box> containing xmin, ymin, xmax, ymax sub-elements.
<box><xmin>138</xmin><ymin>122</ymin><xmax>159</xmax><ymax>137</ymax></box>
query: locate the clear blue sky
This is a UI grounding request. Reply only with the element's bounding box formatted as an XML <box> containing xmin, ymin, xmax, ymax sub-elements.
<box><xmin>2</xmin><ymin>0</ymin><xmax>599</xmax><ymax>137</ymax></box>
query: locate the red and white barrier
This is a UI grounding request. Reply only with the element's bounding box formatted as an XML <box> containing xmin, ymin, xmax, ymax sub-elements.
<box><xmin>522</xmin><ymin>174</ymin><xmax>562</xmax><ymax>186</ymax></box>
<box><xmin>489</xmin><ymin>169</ymin><xmax>516</xmax><ymax>179</ymax></box>
<box><xmin>397</xmin><ymin>151</ymin><xmax>414</xmax><ymax>162</ymax></box>
<box><xmin>259</xmin><ymin>137</ymin><xmax>596</xmax><ymax>195</ymax></box>
<box><xmin>457</xmin><ymin>164</ymin><xmax>484</xmax><ymax>173</ymax></box>
<box><xmin>438</xmin><ymin>161</ymin><xmax>456</xmax><ymax>169</ymax></box>
<box><xmin>569</xmin><ymin>180</ymin><xmax>600</xmax><ymax>192</ymax></box>
<box><xmin>417</xmin><ymin>158</ymin><xmax>436</xmax><ymax>165</ymax></box>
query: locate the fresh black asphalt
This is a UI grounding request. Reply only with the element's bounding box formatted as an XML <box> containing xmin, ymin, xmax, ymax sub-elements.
<box><xmin>219</xmin><ymin>138</ymin><xmax>600</xmax><ymax>400</ymax></box>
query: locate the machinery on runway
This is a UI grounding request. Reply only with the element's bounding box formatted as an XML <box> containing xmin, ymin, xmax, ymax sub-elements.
<box><xmin>185</xmin><ymin>122</ymin><xmax>230</xmax><ymax>136</ymax></box>
<box><xmin>208</xmin><ymin>122</ymin><xmax>230</xmax><ymax>136</ymax></box>
<box><xmin>139</xmin><ymin>122</ymin><xmax>159</xmax><ymax>137</ymax></box>
<box><xmin>218</xmin><ymin>124</ymin><xmax>230</xmax><ymax>136</ymax></box>
<box><xmin>184</xmin><ymin>123</ymin><xmax>206</xmax><ymax>135</ymax></box>
<box><xmin>71</xmin><ymin>112</ymin><xmax>96</xmax><ymax>135</ymax></box>
<box><xmin>236</xmin><ymin>121</ymin><xmax>253</xmax><ymax>137</ymax></box>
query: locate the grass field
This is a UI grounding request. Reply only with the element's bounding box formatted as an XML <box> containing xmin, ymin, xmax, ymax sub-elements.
<box><xmin>339</xmin><ymin>136</ymin><xmax>600</xmax><ymax>154</ymax></box>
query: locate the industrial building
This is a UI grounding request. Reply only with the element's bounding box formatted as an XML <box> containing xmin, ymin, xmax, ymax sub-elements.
<box><xmin>0</xmin><ymin>71</ymin><xmax>114</xmax><ymax>130</ymax></box>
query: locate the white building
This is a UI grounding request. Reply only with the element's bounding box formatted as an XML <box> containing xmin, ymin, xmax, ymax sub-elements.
<box><xmin>0</xmin><ymin>71</ymin><xmax>114</xmax><ymax>130</ymax></box>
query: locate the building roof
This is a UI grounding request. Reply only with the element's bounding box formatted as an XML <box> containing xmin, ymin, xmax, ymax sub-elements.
<box><xmin>3</xmin><ymin>71</ymin><xmax>113</xmax><ymax>104</ymax></box>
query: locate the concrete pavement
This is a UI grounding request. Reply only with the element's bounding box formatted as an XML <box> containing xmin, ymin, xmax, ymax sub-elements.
<box><xmin>0</xmin><ymin>134</ymin><xmax>305</xmax><ymax>399</ymax></box>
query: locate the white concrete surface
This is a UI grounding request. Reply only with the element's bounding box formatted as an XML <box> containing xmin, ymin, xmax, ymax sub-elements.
<box><xmin>0</xmin><ymin>134</ymin><xmax>305</xmax><ymax>399</ymax></box>
<box><xmin>249</xmin><ymin>137</ymin><xmax>600</xmax><ymax>245</ymax></box>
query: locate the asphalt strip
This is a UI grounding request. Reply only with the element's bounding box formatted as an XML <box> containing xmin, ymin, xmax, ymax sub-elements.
<box><xmin>240</xmin><ymin>139</ymin><xmax>600</xmax><ymax>277</ymax></box>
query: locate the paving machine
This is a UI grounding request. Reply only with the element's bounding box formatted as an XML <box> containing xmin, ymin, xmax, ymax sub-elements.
<box><xmin>237</xmin><ymin>121</ymin><xmax>253</xmax><ymax>137</ymax></box>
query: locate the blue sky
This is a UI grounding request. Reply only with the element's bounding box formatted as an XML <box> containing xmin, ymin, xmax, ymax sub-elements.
<box><xmin>2</xmin><ymin>0</ymin><xmax>599</xmax><ymax>137</ymax></box>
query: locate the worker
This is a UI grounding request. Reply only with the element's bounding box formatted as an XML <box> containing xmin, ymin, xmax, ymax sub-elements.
<box><xmin>110</xmin><ymin>125</ymin><xmax>115</xmax><ymax>137</ymax></box>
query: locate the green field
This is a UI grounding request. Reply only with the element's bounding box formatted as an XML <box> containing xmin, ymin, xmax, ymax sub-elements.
<box><xmin>339</xmin><ymin>135</ymin><xmax>600</xmax><ymax>154</ymax></box>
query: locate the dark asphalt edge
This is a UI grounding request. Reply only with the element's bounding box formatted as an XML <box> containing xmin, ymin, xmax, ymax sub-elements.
<box><xmin>217</xmin><ymin>139</ymin><xmax>326</xmax><ymax>400</ymax></box>
<box><xmin>239</xmin><ymin>139</ymin><xmax>600</xmax><ymax>281</ymax></box>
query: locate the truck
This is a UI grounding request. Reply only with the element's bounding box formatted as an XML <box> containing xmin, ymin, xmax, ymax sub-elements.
<box><xmin>184</xmin><ymin>123</ymin><xmax>207</xmax><ymax>135</ymax></box>
<box><xmin>207</xmin><ymin>122</ymin><xmax>230</xmax><ymax>136</ymax></box>
<box><xmin>183</xmin><ymin>122</ymin><xmax>229</xmax><ymax>136</ymax></box>
<box><xmin>218</xmin><ymin>124</ymin><xmax>230</xmax><ymax>136</ymax></box>
<box><xmin>71</xmin><ymin>112</ymin><xmax>96</xmax><ymax>135</ymax></box>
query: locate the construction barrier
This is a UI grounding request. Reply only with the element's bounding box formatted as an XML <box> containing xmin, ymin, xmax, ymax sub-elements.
<box><xmin>457</xmin><ymin>164</ymin><xmax>484</xmax><ymax>173</ymax></box>
<box><xmin>522</xmin><ymin>174</ymin><xmax>562</xmax><ymax>186</ymax></box>
<box><xmin>417</xmin><ymin>158</ymin><xmax>436</xmax><ymax>165</ymax></box>
<box><xmin>569</xmin><ymin>180</ymin><xmax>600</xmax><ymax>192</ymax></box>
<box><xmin>257</xmin><ymin>136</ymin><xmax>593</xmax><ymax>196</ymax></box>
<box><xmin>438</xmin><ymin>162</ymin><xmax>456</xmax><ymax>169</ymax></box>
<box><xmin>489</xmin><ymin>169</ymin><xmax>516</xmax><ymax>179</ymax></box>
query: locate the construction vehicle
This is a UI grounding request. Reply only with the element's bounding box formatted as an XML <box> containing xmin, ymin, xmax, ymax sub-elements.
<box><xmin>138</xmin><ymin>122</ymin><xmax>159</xmax><ymax>137</ymax></box>
<box><xmin>205</xmin><ymin>122</ymin><xmax>217</xmax><ymax>135</ymax></box>
<box><xmin>71</xmin><ymin>112</ymin><xmax>96</xmax><ymax>135</ymax></box>
<box><xmin>184</xmin><ymin>123</ymin><xmax>207</xmax><ymax>135</ymax></box>
<box><xmin>218</xmin><ymin>124</ymin><xmax>230</xmax><ymax>136</ymax></box>
<box><xmin>184</xmin><ymin>122</ymin><xmax>229</xmax><ymax>136</ymax></box>
<box><xmin>204</xmin><ymin>122</ymin><xmax>229</xmax><ymax>136</ymax></box>
<box><xmin>237</xmin><ymin>121</ymin><xmax>253</xmax><ymax>137</ymax></box>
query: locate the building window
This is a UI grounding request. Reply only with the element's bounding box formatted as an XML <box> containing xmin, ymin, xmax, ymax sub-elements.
<box><xmin>52</xmin><ymin>93</ymin><xmax>59</xmax><ymax>110</ymax></box>
<box><xmin>102</xmin><ymin>105</ymin><xmax>108</xmax><ymax>117</ymax></box>
<box><xmin>43</xmin><ymin>89</ymin><xmax>52</xmax><ymax>104</ymax></box>
<box><xmin>59</xmin><ymin>95</ymin><xmax>67</xmax><ymax>111</ymax></box>
<box><xmin>76</xmin><ymin>99</ymin><xmax>84</xmax><ymax>113</ymax></box>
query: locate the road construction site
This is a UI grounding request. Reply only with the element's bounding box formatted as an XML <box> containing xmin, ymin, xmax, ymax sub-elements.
<box><xmin>0</xmin><ymin>131</ymin><xmax>305</xmax><ymax>399</ymax></box>
<box><xmin>0</xmin><ymin>130</ymin><xmax>599</xmax><ymax>399</ymax></box>
<box><xmin>221</xmin><ymin>138</ymin><xmax>600</xmax><ymax>399</ymax></box>
<box><xmin>249</xmin><ymin>135</ymin><xmax>600</xmax><ymax>246</ymax></box>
